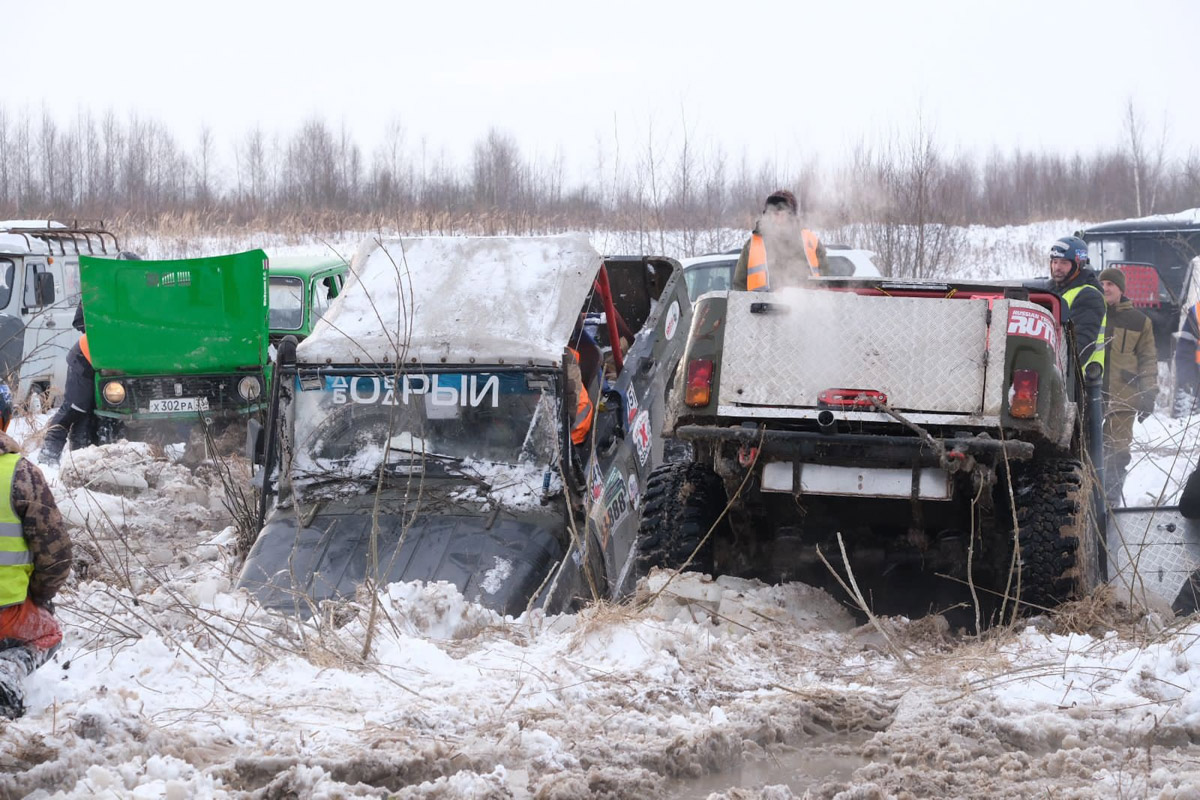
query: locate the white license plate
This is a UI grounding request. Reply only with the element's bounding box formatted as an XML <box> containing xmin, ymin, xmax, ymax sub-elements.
<box><xmin>147</xmin><ymin>397</ymin><xmax>210</xmax><ymax>414</ymax></box>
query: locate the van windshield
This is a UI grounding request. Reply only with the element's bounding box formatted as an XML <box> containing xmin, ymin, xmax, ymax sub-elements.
<box><xmin>269</xmin><ymin>276</ymin><xmax>305</xmax><ymax>331</ymax></box>
<box><xmin>288</xmin><ymin>368</ymin><xmax>561</xmax><ymax>486</ymax></box>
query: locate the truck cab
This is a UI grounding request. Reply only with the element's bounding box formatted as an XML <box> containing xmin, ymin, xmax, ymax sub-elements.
<box><xmin>0</xmin><ymin>220</ymin><xmax>122</xmax><ymax>402</ymax></box>
<box><xmin>267</xmin><ymin>255</ymin><xmax>349</xmax><ymax>343</ymax></box>
<box><xmin>238</xmin><ymin>234</ymin><xmax>692</xmax><ymax>617</ymax></box>
<box><xmin>1082</xmin><ymin>210</ymin><xmax>1200</xmax><ymax>358</ymax></box>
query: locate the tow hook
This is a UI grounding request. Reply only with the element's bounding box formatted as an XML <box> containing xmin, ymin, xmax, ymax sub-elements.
<box><xmin>738</xmin><ymin>445</ymin><xmax>758</xmax><ymax>467</ymax></box>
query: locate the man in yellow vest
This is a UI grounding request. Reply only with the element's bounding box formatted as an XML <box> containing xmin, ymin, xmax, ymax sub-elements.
<box><xmin>1049</xmin><ymin>235</ymin><xmax>1106</xmax><ymax>374</ymax></box>
<box><xmin>0</xmin><ymin>382</ymin><xmax>72</xmax><ymax>719</ymax></box>
<box><xmin>41</xmin><ymin>303</ymin><xmax>97</xmax><ymax>465</ymax></box>
<box><xmin>731</xmin><ymin>190</ymin><xmax>828</xmax><ymax>291</ymax></box>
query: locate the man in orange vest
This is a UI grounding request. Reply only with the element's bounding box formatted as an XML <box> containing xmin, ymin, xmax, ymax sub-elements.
<box><xmin>731</xmin><ymin>189</ymin><xmax>828</xmax><ymax>291</ymax></box>
<box><xmin>1174</xmin><ymin>301</ymin><xmax>1200</xmax><ymax>417</ymax></box>
<box><xmin>40</xmin><ymin>304</ymin><xmax>98</xmax><ymax>465</ymax></box>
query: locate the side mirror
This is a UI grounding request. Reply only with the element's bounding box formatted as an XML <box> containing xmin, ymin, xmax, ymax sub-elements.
<box><xmin>246</xmin><ymin>417</ymin><xmax>265</xmax><ymax>465</ymax></box>
<box><xmin>34</xmin><ymin>272</ymin><xmax>55</xmax><ymax>306</ymax></box>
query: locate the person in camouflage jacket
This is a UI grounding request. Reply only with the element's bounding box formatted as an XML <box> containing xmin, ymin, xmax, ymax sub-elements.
<box><xmin>0</xmin><ymin>384</ymin><xmax>72</xmax><ymax>719</ymax></box>
<box><xmin>1098</xmin><ymin>268</ymin><xmax>1159</xmax><ymax>507</ymax></box>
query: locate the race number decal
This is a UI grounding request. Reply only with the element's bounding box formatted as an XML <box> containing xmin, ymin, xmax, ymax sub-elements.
<box><xmin>664</xmin><ymin>300</ymin><xmax>681</xmax><ymax>340</ymax></box>
<box><xmin>632</xmin><ymin>410</ymin><xmax>652</xmax><ymax>465</ymax></box>
<box><xmin>1006</xmin><ymin>308</ymin><xmax>1058</xmax><ymax>350</ymax></box>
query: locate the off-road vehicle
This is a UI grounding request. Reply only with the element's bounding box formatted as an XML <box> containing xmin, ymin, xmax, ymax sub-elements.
<box><xmin>82</xmin><ymin>250</ymin><xmax>271</xmax><ymax>426</ymax></box>
<box><xmin>237</xmin><ymin>234</ymin><xmax>691</xmax><ymax>617</ymax></box>
<box><xmin>641</xmin><ymin>277</ymin><xmax>1105</xmax><ymax>621</ymax></box>
<box><xmin>0</xmin><ymin>220</ymin><xmax>123</xmax><ymax>402</ymax></box>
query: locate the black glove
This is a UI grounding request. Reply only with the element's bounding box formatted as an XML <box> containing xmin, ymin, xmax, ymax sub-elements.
<box><xmin>1137</xmin><ymin>409</ymin><xmax>1151</xmax><ymax>423</ymax></box>
<box><xmin>31</xmin><ymin>596</ymin><xmax>55</xmax><ymax>614</ymax></box>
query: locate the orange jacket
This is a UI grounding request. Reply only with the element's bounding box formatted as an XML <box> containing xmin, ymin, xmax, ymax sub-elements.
<box><xmin>566</xmin><ymin>347</ymin><xmax>595</xmax><ymax>445</ymax></box>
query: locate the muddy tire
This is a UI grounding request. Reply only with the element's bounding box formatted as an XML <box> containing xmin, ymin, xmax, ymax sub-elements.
<box><xmin>635</xmin><ymin>462</ymin><xmax>726</xmax><ymax>576</ymax></box>
<box><xmin>1013</xmin><ymin>458</ymin><xmax>1100</xmax><ymax>609</ymax></box>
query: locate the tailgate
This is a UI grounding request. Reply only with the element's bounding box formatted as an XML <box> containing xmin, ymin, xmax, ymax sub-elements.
<box><xmin>718</xmin><ymin>290</ymin><xmax>995</xmax><ymax>414</ymax></box>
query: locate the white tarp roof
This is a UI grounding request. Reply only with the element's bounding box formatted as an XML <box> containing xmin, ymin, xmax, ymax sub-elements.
<box><xmin>297</xmin><ymin>234</ymin><xmax>602</xmax><ymax>367</ymax></box>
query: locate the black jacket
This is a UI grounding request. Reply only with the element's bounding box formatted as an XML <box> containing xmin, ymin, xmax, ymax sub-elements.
<box><xmin>1056</xmin><ymin>268</ymin><xmax>1106</xmax><ymax>364</ymax></box>
<box><xmin>72</xmin><ymin>304</ymin><xmax>85</xmax><ymax>333</ymax></box>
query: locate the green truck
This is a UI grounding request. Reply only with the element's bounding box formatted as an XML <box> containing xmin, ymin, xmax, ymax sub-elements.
<box><xmin>81</xmin><ymin>250</ymin><xmax>271</xmax><ymax>424</ymax></box>
<box><xmin>266</xmin><ymin>255</ymin><xmax>348</xmax><ymax>344</ymax></box>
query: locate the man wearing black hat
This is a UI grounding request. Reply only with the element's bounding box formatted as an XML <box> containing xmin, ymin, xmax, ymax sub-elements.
<box><xmin>1099</xmin><ymin>266</ymin><xmax>1158</xmax><ymax>506</ymax></box>
<box><xmin>731</xmin><ymin>190</ymin><xmax>828</xmax><ymax>292</ymax></box>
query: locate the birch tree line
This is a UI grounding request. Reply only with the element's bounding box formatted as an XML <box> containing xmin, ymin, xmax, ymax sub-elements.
<box><xmin>1</xmin><ymin>103</ymin><xmax>1196</xmax><ymax>277</ymax></box>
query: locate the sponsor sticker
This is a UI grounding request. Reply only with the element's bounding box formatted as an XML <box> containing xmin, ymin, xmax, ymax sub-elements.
<box><xmin>628</xmin><ymin>473</ymin><xmax>640</xmax><ymax>509</ymax></box>
<box><xmin>625</xmin><ymin>384</ymin><xmax>640</xmax><ymax>426</ymax></box>
<box><xmin>324</xmin><ymin>373</ymin><xmax>502</xmax><ymax>408</ymax></box>
<box><xmin>589</xmin><ymin>462</ymin><xmax>605</xmax><ymax>504</ymax></box>
<box><xmin>1006</xmin><ymin>307</ymin><xmax>1058</xmax><ymax>350</ymax></box>
<box><xmin>664</xmin><ymin>300</ymin><xmax>681</xmax><ymax>340</ymax></box>
<box><xmin>632</xmin><ymin>410</ymin><xmax>652</xmax><ymax>465</ymax></box>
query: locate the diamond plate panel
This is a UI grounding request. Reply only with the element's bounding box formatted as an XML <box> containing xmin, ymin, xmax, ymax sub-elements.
<box><xmin>1108</xmin><ymin>508</ymin><xmax>1200</xmax><ymax>607</ymax></box>
<box><xmin>719</xmin><ymin>291</ymin><xmax>989</xmax><ymax>413</ymax></box>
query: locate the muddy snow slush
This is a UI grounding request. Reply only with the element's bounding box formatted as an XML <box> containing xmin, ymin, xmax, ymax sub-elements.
<box><xmin>643</xmin><ymin>277</ymin><xmax>1107</xmax><ymax>624</ymax></box>
<box><xmin>238</xmin><ymin>234</ymin><xmax>691</xmax><ymax>616</ymax></box>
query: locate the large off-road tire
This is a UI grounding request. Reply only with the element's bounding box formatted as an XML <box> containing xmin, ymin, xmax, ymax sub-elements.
<box><xmin>1013</xmin><ymin>458</ymin><xmax>1101</xmax><ymax>610</ymax></box>
<box><xmin>635</xmin><ymin>462</ymin><xmax>727</xmax><ymax>576</ymax></box>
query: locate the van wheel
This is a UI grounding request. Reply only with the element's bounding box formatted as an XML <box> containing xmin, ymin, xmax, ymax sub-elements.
<box><xmin>1013</xmin><ymin>458</ymin><xmax>1100</xmax><ymax>610</ymax></box>
<box><xmin>635</xmin><ymin>462</ymin><xmax>726</xmax><ymax>576</ymax></box>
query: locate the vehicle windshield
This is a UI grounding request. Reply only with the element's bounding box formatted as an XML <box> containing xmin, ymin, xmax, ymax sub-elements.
<box><xmin>685</xmin><ymin>262</ymin><xmax>734</xmax><ymax>300</ymax></box>
<box><xmin>287</xmin><ymin>368</ymin><xmax>561</xmax><ymax>486</ymax></box>
<box><xmin>269</xmin><ymin>276</ymin><xmax>305</xmax><ymax>331</ymax></box>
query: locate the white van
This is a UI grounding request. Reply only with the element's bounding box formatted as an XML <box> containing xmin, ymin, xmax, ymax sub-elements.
<box><xmin>681</xmin><ymin>244</ymin><xmax>884</xmax><ymax>301</ymax></box>
<box><xmin>0</xmin><ymin>221</ymin><xmax>123</xmax><ymax>402</ymax></box>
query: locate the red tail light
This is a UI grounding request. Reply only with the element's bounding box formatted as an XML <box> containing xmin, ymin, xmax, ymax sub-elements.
<box><xmin>817</xmin><ymin>388</ymin><xmax>887</xmax><ymax>409</ymax></box>
<box><xmin>1010</xmin><ymin>369</ymin><xmax>1039</xmax><ymax>418</ymax></box>
<box><xmin>685</xmin><ymin>359</ymin><xmax>714</xmax><ymax>407</ymax></box>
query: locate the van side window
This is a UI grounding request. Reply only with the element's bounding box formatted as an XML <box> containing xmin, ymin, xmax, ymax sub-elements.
<box><xmin>311</xmin><ymin>278</ymin><xmax>331</xmax><ymax>321</ymax></box>
<box><xmin>23</xmin><ymin>262</ymin><xmax>48</xmax><ymax>308</ymax></box>
<box><xmin>0</xmin><ymin>260</ymin><xmax>13</xmax><ymax>309</ymax></box>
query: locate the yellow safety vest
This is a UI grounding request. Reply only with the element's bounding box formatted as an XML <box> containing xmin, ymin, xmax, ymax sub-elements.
<box><xmin>1062</xmin><ymin>284</ymin><xmax>1107</xmax><ymax>374</ymax></box>
<box><xmin>0</xmin><ymin>453</ymin><xmax>30</xmax><ymax>608</ymax></box>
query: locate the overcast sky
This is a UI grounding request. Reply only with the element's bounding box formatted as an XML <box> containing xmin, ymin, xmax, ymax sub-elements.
<box><xmin>4</xmin><ymin>0</ymin><xmax>1196</xmax><ymax>176</ymax></box>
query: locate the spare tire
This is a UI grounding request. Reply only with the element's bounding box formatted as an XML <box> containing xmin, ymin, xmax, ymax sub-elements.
<box><xmin>1012</xmin><ymin>458</ymin><xmax>1100</xmax><ymax>610</ymax></box>
<box><xmin>635</xmin><ymin>462</ymin><xmax>727</xmax><ymax>576</ymax></box>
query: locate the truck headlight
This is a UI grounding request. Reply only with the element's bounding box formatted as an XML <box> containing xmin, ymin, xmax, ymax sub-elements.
<box><xmin>238</xmin><ymin>376</ymin><xmax>262</xmax><ymax>401</ymax></box>
<box><xmin>101</xmin><ymin>381</ymin><xmax>126</xmax><ymax>405</ymax></box>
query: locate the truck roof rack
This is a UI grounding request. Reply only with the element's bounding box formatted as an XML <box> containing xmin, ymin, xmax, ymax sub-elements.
<box><xmin>0</xmin><ymin>220</ymin><xmax>120</xmax><ymax>256</ymax></box>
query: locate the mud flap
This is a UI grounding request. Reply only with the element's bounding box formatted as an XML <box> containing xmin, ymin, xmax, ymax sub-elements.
<box><xmin>1108</xmin><ymin>506</ymin><xmax>1200</xmax><ymax>612</ymax></box>
<box><xmin>238</xmin><ymin>510</ymin><xmax>566</xmax><ymax>618</ymax></box>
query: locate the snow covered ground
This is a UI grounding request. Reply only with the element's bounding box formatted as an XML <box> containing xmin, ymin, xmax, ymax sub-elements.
<box><xmin>4</xmin><ymin>221</ymin><xmax>1200</xmax><ymax>798</ymax></box>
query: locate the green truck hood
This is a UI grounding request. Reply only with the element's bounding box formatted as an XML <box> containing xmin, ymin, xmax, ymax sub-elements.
<box><xmin>80</xmin><ymin>250</ymin><xmax>269</xmax><ymax>374</ymax></box>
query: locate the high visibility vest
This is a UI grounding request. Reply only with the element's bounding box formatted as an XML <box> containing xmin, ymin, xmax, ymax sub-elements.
<box><xmin>0</xmin><ymin>453</ymin><xmax>31</xmax><ymax>608</ymax></box>
<box><xmin>802</xmin><ymin>229</ymin><xmax>821</xmax><ymax>275</ymax></box>
<box><xmin>746</xmin><ymin>234</ymin><xmax>770</xmax><ymax>292</ymax></box>
<box><xmin>79</xmin><ymin>334</ymin><xmax>91</xmax><ymax>365</ymax></box>
<box><xmin>1193</xmin><ymin>304</ymin><xmax>1200</xmax><ymax>365</ymax></box>
<box><xmin>746</xmin><ymin>230</ymin><xmax>822</xmax><ymax>290</ymax></box>
<box><xmin>1062</xmin><ymin>284</ymin><xmax>1107</xmax><ymax>374</ymax></box>
<box><xmin>566</xmin><ymin>347</ymin><xmax>595</xmax><ymax>445</ymax></box>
